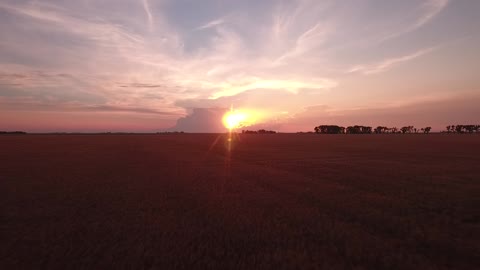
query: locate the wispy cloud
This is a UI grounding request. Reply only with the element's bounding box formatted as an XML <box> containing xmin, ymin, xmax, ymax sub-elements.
<box><xmin>0</xmin><ymin>96</ymin><xmax>178</xmax><ymax>115</ymax></box>
<box><xmin>413</xmin><ymin>0</ymin><xmax>449</xmax><ymax>31</ymax></box>
<box><xmin>197</xmin><ymin>18</ymin><xmax>225</xmax><ymax>30</ymax></box>
<box><xmin>0</xmin><ymin>1</ymin><xmax>145</xmax><ymax>48</ymax></box>
<box><xmin>142</xmin><ymin>0</ymin><xmax>154</xmax><ymax>31</ymax></box>
<box><xmin>348</xmin><ymin>47</ymin><xmax>436</xmax><ymax>75</ymax></box>
<box><xmin>0</xmin><ymin>0</ymin><xmax>474</xmax><ymax>132</ymax></box>
<box><xmin>210</xmin><ymin>77</ymin><xmax>336</xmax><ymax>99</ymax></box>
<box><xmin>380</xmin><ymin>0</ymin><xmax>449</xmax><ymax>42</ymax></box>
<box><xmin>275</xmin><ymin>22</ymin><xmax>331</xmax><ymax>64</ymax></box>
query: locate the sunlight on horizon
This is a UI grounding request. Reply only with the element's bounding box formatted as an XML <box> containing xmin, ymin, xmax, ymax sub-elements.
<box><xmin>222</xmin><ymin>109</ymin><xmax>259</xmax><ymax>130</ymax></box>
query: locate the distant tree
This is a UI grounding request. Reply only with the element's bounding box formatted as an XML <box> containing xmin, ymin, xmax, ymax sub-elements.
<box><xmin>311</xmin><ymin>125</ymin><xmax>437</xmax><ymax>135</ymax></box>
<box><xmin>0</xmin><ymin>131</ymin><xmax>27</xmax><ymax>135</ymax></box>
<box><xmin>410</xmin><ymin>126</ymin><xmax>415</xmax><ymax>133</ymax></box>
<box><xmin>314</xmin><ymin>125</ymin><xmax>345</xmax><ymax>134</ymax></box>
<box><xmin>374</xmin><ymin>126</ymin><xmax>389</xmax><ymax>134</ymax></box>
<box><xmin>346</xmin><ymin>125</ymin><xmax>372</xmax><ymax>134</ymax></box>
<box><xmin>399</xmin><ymin>126</ymin><xmax>415</xmax><ymax>134</ymax></box>
<box><xmin>464</xmin><ymin>125</ymin><xmax>476</xmax><ymax>133</ymax></box>
<box><xmin>242</xmin><ymin>129</ymin><xmax>276</xmax><ymax>134</ymax></box>
<box><xmin>346</xmin><ymin>126</ymin><xmax>357</xmax><ymax>134</ymax></box>
<box><xmin>259</xmin><ymin>129</ymin><xmax>276</xmax><ymax>134</ymax></box>
<box><xmin>443</xmin><ymin>125</ymin><xmax>480</xmax><ymax>134</ymax></box>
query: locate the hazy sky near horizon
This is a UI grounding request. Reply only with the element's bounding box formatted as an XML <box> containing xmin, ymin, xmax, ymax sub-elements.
<box><xmin>0</xmin><ymin>0</ymin><xmax>479</xmax><ymax>132</ymax></box>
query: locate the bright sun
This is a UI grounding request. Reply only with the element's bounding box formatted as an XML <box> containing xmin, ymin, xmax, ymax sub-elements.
<box><xmin>223</xmin><ymin>111</ymin><xmax>247</xmax><ymax>129</ymax></box>
<box><xmin>223</xmin><ymin>110</ymin><xmax>255</xmax><ymax>130</ymax></box>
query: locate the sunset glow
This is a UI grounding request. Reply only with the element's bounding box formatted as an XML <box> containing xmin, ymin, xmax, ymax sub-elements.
<box><xmin>0</xmin><ymin>0</ymin><xmax>479</xmax><ymax>132</ymax></box>
<box><xmin>222</xmin><ymin>110</ymin><xmax>256</xmax><ymax>130</ymax></box>
<box><xmin>2</xmin><ymin>1</ymin><xmax>480</xmax><ymax>268</ymax></box>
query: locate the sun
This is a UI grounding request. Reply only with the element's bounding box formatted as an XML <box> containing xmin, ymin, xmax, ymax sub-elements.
<box><xmin>222</xmin><ymin>108</ymin><xmax>262</xmax><ymax>130</ymax></box>
<box><xmin>223</xmin><ymin>110</ymin><xmax>247</xmax><ymax>130</ymax></box>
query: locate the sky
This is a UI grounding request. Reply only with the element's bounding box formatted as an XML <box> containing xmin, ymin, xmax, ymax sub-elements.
<box><xmin>0</xmin><ymin>0</ymin><xmax>479</xmax><ymax>132</ymax></box>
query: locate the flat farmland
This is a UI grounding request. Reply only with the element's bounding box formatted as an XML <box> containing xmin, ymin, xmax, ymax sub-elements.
<box><xmin>1</xmin><ymin>134</ymin><xmax>479</xmax><ymax>269</ymax></box>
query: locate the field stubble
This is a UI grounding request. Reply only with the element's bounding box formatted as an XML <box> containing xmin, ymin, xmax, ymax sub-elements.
<box><xmin>1</xmin><ymin>134</ymin><xmax>479</xmax><ymax>269</ymax></box>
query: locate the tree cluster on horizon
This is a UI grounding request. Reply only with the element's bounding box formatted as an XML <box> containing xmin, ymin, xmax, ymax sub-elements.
<box><xmin>0</xmin><ymin>131</ymin><xmax>27</xmax><ymax>134</ymax></box>
<box><xmin>446</xmin><ymin>125</ymin><xmax>480</xmax><ymax>133</ymax></box>
<box><xmin>313</xmin><ymin>124</ymin><xmax>480</xmax><ymax>134</ymax></box>
<box><xmin>242</xmin><ymin>129</ymin><xmax>277</xmax><ymax>134</ymax></box>
<box><xmin>313</xmin><ymin>125</ymin><xmax>434</xmax><ymax>134</ymax></box>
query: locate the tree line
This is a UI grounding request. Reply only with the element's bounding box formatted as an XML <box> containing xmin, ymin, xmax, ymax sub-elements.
<box><xmin>314</xmin><ymin>125</ymin><xmax>480</xmax><ymax>134</ymax></box>
<box><xmin>313</xmin><ymin>125</ymin><xmax>433</xmax><ymax>134</ymax></box>
<box><xmin>242</xmin><ymin>129</ymin><xmax>277</xmax><ymax>134</ymax></box>
<box><xmin>445</xmin><ymin>125</ymin><xmax>480</xmax><ymax>133</ymax></box>
<box><xmin>0</xmin><ymin>131</ymin><xmax>27</xmax><ymax>135</ymax></box>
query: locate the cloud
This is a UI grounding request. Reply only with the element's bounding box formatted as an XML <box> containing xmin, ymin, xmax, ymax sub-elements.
<box><xmin>348</xmin><ymin>47</ymin><xmax>436</xmax><ymax>75</ymax></box>
<box><xmin>411</xmin><ymin>0</ymin><xmax>449</xmax><ymax>32</ymax></box>
<box><xmin>0</xmin><ymin>0</ymin><xmax>474</xmax><ymax>132</ymax></box>
<box><xmin>167</xmin><ymin>108</ymin><xmax>229</xmax><ymax>132</ymax></box>
<box><xmin>0</xmin><ymin>2</ymin><xmax>145</xmax><ymax>46</ymax></box>
<box><xmin>274</xmin><ymin>21</ymin><xmax>332</xmax><ymax>64</ymax></box>
<box><xmin>76</xmin><ymin>105</ymin><xmax>174</xmax><ymax>115</ymax></box>
<box><xmin>0</xmin><ymin>96</ymin><xmax>177</xmax><ymax>115</ymax></box>
<box><xmin>209</xmin><ymin>77</ymin><xmax>337</xmax><ymax>99</ymax></box>
<box><xmin>197</xmin><ymin>18</ymin><xmax>225</xmax><ymax>30</ymax></box>
<box><xmin>0</xmin><ymin>71</ymin><xmax>77</xmax><ymax>88</ymax></box>
<box><xmin>367</xmin><ymin>0</ymin><xmax>450</xmax><ymax>44</ymax></box>
<box><xmin>322</xmin><ymin>0</ymin><xmax>450</xmax><ymax>52</ymax></box>
<box><xmin>142</xmin><ymin>0</ymin><xmax>154</xmax><ymax>31</ymax></box>
<box><xmin>117</xmin><ymin>83</ymin><xmax>165</xmax><ymax>89</ymax></box>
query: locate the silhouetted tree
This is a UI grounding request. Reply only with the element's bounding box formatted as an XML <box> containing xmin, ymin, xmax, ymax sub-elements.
<box><xmin>399</xmin><ymin>126</ymin><xmax>414</xmax><ymax>134</ymax></box>
<box><xmin>374</xmin><ymin>126</ymin><xmax>389</xmax><ymax>134</ymax></box>
<box><xmin>465</xmin><ymin>125</ymin><xmax>476</xmax><ymax>133</ymax></box>
<box><xmin>242</xmin><ymin>129</ymin><xmax>276</xmax><ymax>134</ymax></box>
<box><xmin>346</xmin><ymin>125</ymin><xmax>372</xmax><ymax>134</ymax></box>
<box><xmin>314</xmin><ymin>125</ymin><xmax>345</xmax><ymax>134</ymax></box>
<box><xmin>0</xmin><ymin>131</ymin><xmax>27</xmax><ymax>135</ymax></box>
<box><xmin>310</xmin><ymin>124</ymin><xmax>440</xmax><ymax>135</ymax></box>
<box><xmin>444</xmin><ymin>125</ymin><xmax>480</xmax><ymax>133</ymax></box>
